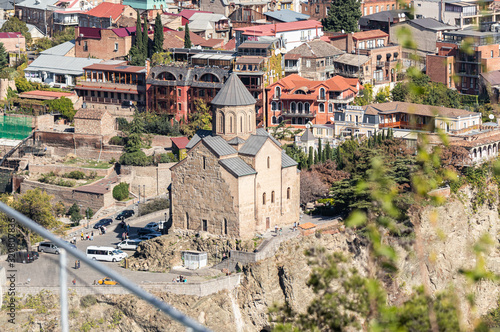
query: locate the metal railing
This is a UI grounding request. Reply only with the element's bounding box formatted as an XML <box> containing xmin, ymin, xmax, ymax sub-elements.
<box><xmin>0</xmin><ymin>201</ymin><xmax>211</xmax><ymax>332</ymax></box>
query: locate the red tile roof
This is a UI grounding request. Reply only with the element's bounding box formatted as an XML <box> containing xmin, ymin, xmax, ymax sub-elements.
<box><xmin>179</xmin><ymin>9</ymin><xmax>213</xmax><ymax>19</ymax></box>
<box><xmin>352</xmin><ymin>29</ymin><xmax>387</xmax><ymax>40</ymax></box>
<box><xmin>19</xmin><ymin>90</ymin><xmax>74</xmax><ymax>100</ymax></box>
<box><xmin>235</xmin><ymin>20</ymin><xmax>322</xmax><ymax>36</ymax></box>
<box><xmin>0</xmin><ymin>32</ymin><xmax>22</xmax><ymax>39</ymax></box>
<box><xmin>84</xmin><ymin>2</ymin><xmax>127</xmax><ymax>21</ymax></box>
<box><xmin>223</xmin><ymin>38</ymin><xmax>236</xmax><ymax>51</ymax></box>
<box><xmin>199</xmin><ymin>38</ymin><xmax>224</xmax><ymax>48</ymax></box>
<box><xmin>78</xmin><ymin>27</ymin><xmax>101</xmax><ymax>39</ymax></box>
<box><xmin>268</xmin><ymin>74</ymin><xmax>360</xmax><ymax>94</ymax></box>
<box><xmin>170</xmin><ymin>137</ymin><xmax>190</xmax><ymax>149</ymax></box>
<box><xmin>162</xmin><ymin>30</ymin><xmax>206</xmax><ymax>49</ymax></box>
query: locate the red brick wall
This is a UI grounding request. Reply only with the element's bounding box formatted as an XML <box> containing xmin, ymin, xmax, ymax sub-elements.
<box><xmin>75</xmin><ymin>28</ymin><xmax>132</xmax><ymax>60</ymax></box>
<box><xmin>427</xmin><ymin>54</ymin><xmax>451</xmax><ymax>86</ymax></box>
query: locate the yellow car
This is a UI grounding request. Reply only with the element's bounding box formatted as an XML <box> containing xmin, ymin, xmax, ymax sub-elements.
<box><xmin>98</xmin><ymin>277</ymin><xmax>119</xmax><ymax>285</ymax></box>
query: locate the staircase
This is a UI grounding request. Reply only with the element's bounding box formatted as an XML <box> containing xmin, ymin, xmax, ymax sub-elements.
<box><xmin>0</xmin><ymin>132</ymin><xmax>33</xmax><ymax>167</ymax></box>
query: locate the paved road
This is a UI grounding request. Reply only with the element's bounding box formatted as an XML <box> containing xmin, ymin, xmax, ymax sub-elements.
<box><xmin>0</xmin><ymin>209</ymin><xmax>207</xmax><ymax>288</ymax></box>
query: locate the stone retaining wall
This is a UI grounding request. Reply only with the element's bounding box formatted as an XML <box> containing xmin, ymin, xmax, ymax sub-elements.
<box><xmin>9</xmin><ymin>274</ymin><xmax>241</xmax><ymax>297</ymax></box>
<box><xmin>28</xmin><ymin>164</ymin><xmax>114</xmax><ymax>178</ymax></box>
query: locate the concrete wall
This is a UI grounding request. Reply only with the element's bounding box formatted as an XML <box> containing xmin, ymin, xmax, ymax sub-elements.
<box><xmin>28</xmin><ymin>164</ymin><xmax>114</xmax><ymax>178</ymax></box>
<box><xmin>0</xmin><ymin>79</ymin><xmax>16</xmax><ymax>101</ymax></box>
<box><xmin>11</xmin><ymin>274</ymin><xmax>241</xmax><ymax>297</ymax></box>
<box><xmin>35</xmin><ymin>114</ymin><xmax>54</xmax><ymax>131</ymax></box>
<box><xmin>122</xmin><ymin>163</ymin><xmax>175</xmax><ymax>198</ymax></box>
<box><xmin>75</xmin><ymin>112</ymin><xmax>115</xmax><ymax>137</ymax></box>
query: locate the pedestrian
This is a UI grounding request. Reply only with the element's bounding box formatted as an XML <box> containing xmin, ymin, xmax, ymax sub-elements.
<box><xmin>274</xmin><ymin>225</ymin><xmax>278</xmax><ymax>234</ymax></box>
<box><xmin>86</xmin><ymin>234</ymin><xmax>90</xmax><ymax>241</ymax></box>
<box><xmin>72</xmin><ymin>236</ymin><xmax>76</xmax><ymax>244</ymax></box>
<box><xmin>80</xmin><ymin>232</ymin><xmax>84</xmax><ymax>241</ymax></box>
<box><xmin>77</xmin><ymin>260</ymin><xmax>81</xmax><ymax>269</ymax></box>
<box><xmin>91</xmin><ymin>231</ymin><xmax>94</xmax><ymax>241</ymax></box>
<box><xmin>279</xmin><ymin>228</ymin><xmax>282</xmax><ymax>236</ymax></box>
<box><xmin>122</xmin><ymin>232</ymin><xmax>125</xmax><ymax>241</ymax></box>
<box><xmin>103</xmin><ymin>226</ymin><xmax>106</xmax><ymax>234</ymax></box>
<box><xmin>126</xmin><ymin>224</ymin><xmax>130</xmax><ymax>233</ymax></box>
<box><xmin>72</xmin><ymin>279</ymin><xmax>76</xmax><ymax>286</ymax></box>
<box><xmin>74</xmin><ymin>260</ymin><xmax>78</xmax><ymax>269</ymax></box>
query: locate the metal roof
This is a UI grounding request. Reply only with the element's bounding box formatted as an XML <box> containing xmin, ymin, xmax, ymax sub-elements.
<box><xmin>219</xmin><ymin>157</ymin><xmax>256</xmax><ymax>177</ymax></box>
<box><xmin>202</xmin><ymin>136</ymin><xmax>237</xmax><ymax>157</ymax></box>
<box><xmin>211</xmin><ymin>73</ymin><xmax>256</xmax><ymax>106</ymax></box>
<box><xmin>40</xmin><ymin>40</ymin><xmax>75</xmax><ymax>56</ymax></box>
<box><xmin>238</xmin><ymin>135</ymin><xmax>269</xmax><ymax>155</ymax></box>
<box><xmin>256</xmin><ymin>128</ymin><xmax>281</xmax><ymax>146</ymax></box>
<box><xmin>282</xmin><ymin>150</ymin><xmax>298</xmax><ymax>168</ymax></box>
<box><xmin>227</xmin><ymin>137</ymin><xmax>246</xmax><ymax>145</ymax></box>
<box><xmin>185</xmin><ymin>129</ymin><xmax>213</xmax><ymax>149</ymax></box>
<box><xmin>300</xmin><ymin>128</ymin><xmax>315</xmax><ymax>142</ymax></box>
<box><xmin>16</xmin><ymin>0</ymin><xmax>58</xmax><ymax>10</ymax></box>
<box><xmin>191</xmin><ymin>53</ymin><xmax>234</xmax><ymax>61</ymax></box>
<box><xmin>25</xmin><ymin>55</ymin><xmax>103</xmax><ymax>76</ymax></box>
<box><xmin>263</xmin><ymin>9</ymin><xmax>310</xmax><ymax>23</ymax></box>
<box><xmin>409</xmin><ymin>18</ymin><xmax>459</xmax><ymax>31</ymax></box>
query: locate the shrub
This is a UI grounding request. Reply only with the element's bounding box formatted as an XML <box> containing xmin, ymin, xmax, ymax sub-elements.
<box><xmin>138</xmin><ymin>198</ymin><xmax>170</xmax><ymax>216</ymax></box>
<box><xmin>80</xmin><ymin>295</ymin><xmax>97</xmax><ymax>308</ymax></box>
<box><xmin>87</xmin><ymin>171</ymin><xmax>97</xmax><ymax>179</ymax></box>
<box><xmin>85</xmin><ymin>207</ymin><xmax>94</xmax><ymax>219</ymax></box>
<box><xmin>119</xmin><ymin>151</ymin><xmax>152</xmax><ymax>166</ymax></box>
<box><xmin>70</xmin><ymin>210</ymin><xmax>82</xmax><ymax>224</ymax></box>
<box><xmin>116</xmin><ymin>118</ymin><xmax>129</xmax><ymax>131</ymax></box>
<box><xmin>108</xmin><ymin>136</ymin><xmax>125</xmax><ymax>146</ymax></box>
<box><xmin>54</xmin><ymin>201</ymin><xmax>65</xmax><ymax>216</ymax></box>
<box><xmin>67</xmin><ymin>203</ymin><xmax>80</xmax><ymax>216</ymax></box>
<box><xmin>155</xmin><ymin>153</ymin><xmax>178</xmax><ymax>164</ymax></box>
<box><xmin>113</xmin><ymin>182</ymin><xmax>129</xmax><ymax>201</ymax></box>
<box><xmin>64</xmin><ymin>170</ymin><xmax>85</xmax><ymax>180</ymax></box>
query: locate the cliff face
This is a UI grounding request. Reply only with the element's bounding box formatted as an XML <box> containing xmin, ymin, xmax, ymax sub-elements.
<box><xmin>4</xmin><ymin>189</ymin><xmax>500</xmax><ymax>331</ymax></box>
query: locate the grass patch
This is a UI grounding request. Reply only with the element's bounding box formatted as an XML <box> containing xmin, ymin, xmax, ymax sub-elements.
<box><xmin>63</xmin><ymin>157</ymin><xmax>113</xmax><ymax>169</ymax></box>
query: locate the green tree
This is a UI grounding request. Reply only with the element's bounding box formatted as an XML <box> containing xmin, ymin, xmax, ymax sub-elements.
<box><xmin>317</xmin><ymin>138</ymin><xmax>323</xmax><ymax>163</ymax></box>
<box><xmin>0</xmin><ymin>43</ymin><xmax>8</xmax><ymax>69</ymax></box>
<box><xmin>324</xmin><ymin>141</ymin><xmax>332</xmax><ymax>161</ymax></box>
<box><xmin>184</xmin><ymin>23</ymin><xmax>191</xmax><ymax>48</ymax></box>
<box><xmin>10</xmin><ymin>188</ymin><xmax>59</xmax><ymax>251</ymax></box>
<box><xmin>143</xmin><ymin>16</ymin><xmax>148</xmax><ymax>57</ymax></box>
<box><xmin>375</xmin><ymin>85</ymin><xmax>391</xmax><ymax>103</ymax></box>
<box><xmin>44</xmin><ymin>97</ymin><xmax>75</xmax><ymax>121</ymax></box>
<box><xmin>354</xmin><ymin>83</ymin><xmax>373</xmax><ymax>106</ymax></box>
<box><xmin>180</xmin><ymin>99</ymin><xmax>211</xmax><ymax>137</ymax></box>
<box><xmin>321</xmin><ymin>0</ymin><xmax>361</xmax><ymax>33</ymax></box>
<box><xmin>0</xmin><ymin>17</ymin><xmax>31</xmax><ymax>44</ymax></box>
<box><xmin>128</xmin><ymin>45</ymin><xmax>145</xmax><ymax>66</ymax></box>
<box><xmin>391</xmin><ymin>82</ymin><xmax>408</xmax><ymax>102</ymax></box>
<box><xmin>32</xmin><ymin>37</ymin><xmax>53</xmax><ymax>52</ymax></box>
<box><xmin>52</xmin><ymin>27</ymin><xmax>75</xmax><ymax>46</ymax></box>
<box><xmin>112</xmin><ymin>182</ymin><xmax>130</xmax><ymax>201</ymax></box>
<box><xmin>135</xmin><ymin>11</ymin><xmax>143</xmax><ymax>53</ymax></box>
<box><xmin>153</xmin><ymin>13</ymin><xmax>164</xmax><ymax>54</ymax></box>
<box><xmin>15</xmin><ymin>77</ymin><xmax>33</xmax><ymax>93</ymax></box>
<box><xmin>70</xmin><ymin>210</ymin><xmax>82</xmax><ymax>224</ymax></box>
<box><xmin>67</xmin><ymin>203</ymin><xmax>80</xmax><ymax>216</ymax></box>
<box><xmin>308</xmin><ymin>146</ymin><xmax>314</xmax><ymax>168</ymax></box>
<box><xmin>151</xmin><ymin>52</ymin><xmax>172</xmax><ymax>66</ymax></box>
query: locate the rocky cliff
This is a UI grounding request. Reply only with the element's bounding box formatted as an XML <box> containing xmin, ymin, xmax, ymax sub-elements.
<box><xmin>3</xmin><ymin>188</ymin><xmax>500</xmax><ymax>331</ymax></box>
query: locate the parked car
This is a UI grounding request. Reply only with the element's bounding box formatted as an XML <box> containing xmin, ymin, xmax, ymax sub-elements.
<box><xmin>144</xmin><ymin>222</ymin><xmax>159</xmax><ymax>232</ymax></box>
<box><xmin>38</xmin><ymin>242</ymin><xmax>60</xmax><ymax>254</ymax></box>
<box><xmin>93</xmin><ymin>218</ymin><xmax>113</xmax><ymax>229</ymax></box>
<box><xmin>116</xmin><ymin>239</ymin><xmax>142</xmax><ymax>250</ymax></box>
<box><xmin>116</xmin><ymin>210</ymin><xmax>134</xmax><ymax>221</ymax></box>
<box><xmin>98</xmin><ymin>277</ymin><xmax>119</xmax><ymax>285</ymax></box>
<box><xmin>137</xmin><ymin>228</ymin><xmax>157</xmax><ymax>236</ymax></box>
<box><xmin>8</xmin><ymin>250</ymin><xmax>38</xmax><ymax>263</ymax></box>
<box><xmin>137</xmin><ymin>233</ymin><xmax>161</xmax><ymax>241</ymax></box>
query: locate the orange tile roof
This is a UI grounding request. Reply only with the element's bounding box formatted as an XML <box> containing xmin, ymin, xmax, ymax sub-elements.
<box><xmin>352</xmin><ymin>29</ymin><xmax>387</xmax><ymax>40</ymax></box>
<box><xmin>269</xmin><ymin>74</ymin><xmax>359</xmax><ymax>93</ymax></box>
<box><xmin>299</xmin><ymin>222</ymin><xmax>316</xmax><ymax>230</ymax></box>
<box><xmin>19</xmin><ymin>90</ymin><xmax>74</xmax><ymax>99</ymax></box>
<box><xmin>235</xmin><ymin>20</ymin><xmax>322</xmax><ymax>36</ymax></box>
<box><xmin>84</xmin><ymin>2</ymin><xmax>126</xmax><ymax>21</ymax></box>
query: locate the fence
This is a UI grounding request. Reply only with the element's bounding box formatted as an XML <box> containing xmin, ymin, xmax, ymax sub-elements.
<box><xmin>0</xmin><ymin>115</ymin><xmax>32</xmax><ymax>140</ymax></box>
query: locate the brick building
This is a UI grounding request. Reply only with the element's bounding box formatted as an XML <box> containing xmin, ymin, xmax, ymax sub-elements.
<box><xmin>79</xmin><ymin>3</ymin><xmax>136</xmax><ymax>29</ymax></box>
<box><xmin>170</xmin><ymin>73</ymin><xmax>300</xmax><ymax>239</ymax></box>
<box><xmin>0</xmin><ymin>32</ymin><xmax>25</xmax><ymax>52</ymax></box>
<box><xmin>147</xmin><ymin>66</ymin><xmax>230</xmax><ymax>122</ymax></box>
<box><xmin>15</xmin><ymin>0</ymin><xmax>57</xmax><ymax>36</ymax></box>
<box><xmin>427</xmin><ymin>30</ymin><xmax>500</xmax><ymax>95</ymax></box>
<box><xmin>326</xmin><ymin>29</ymin><xmax>401</xmax><ymax>85</ymax></box>
<box><xmin>74</xmin><ymin>26</ymin><xmax>134</xmax><ymax>60</ymax></box>
<box><xmin>265</xmin><ymin>74</ymin><xmax>361</xmax><ymax>128</ymax></box>
<box><xmin>74</xmin><ymin>109</ymin><xmax>115</xmax><ymax>137</ymax></box>
<box><xmin>361</xmin><ymin>0</ymin><xmax>410</xmax><ymax>17</ymax></box>
<box><xmin>300</xmin><ymin>0</ymin><xmax>330</xmax><ymax>21</ymax></box>
<box><xmin>74</xmin><ymin>61</ymin><xmax>147</xmax><ymax>115</ymax></box>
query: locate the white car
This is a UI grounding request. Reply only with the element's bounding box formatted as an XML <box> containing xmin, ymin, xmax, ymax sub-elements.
<box><xmin>116</xmin><ymin>239</ymin><xmax>142</xmax><ymax>250</ymax></box>
<box><xmin>144</xmin><ymin>222</ymin><xmax>159</xmax><ymax>232</ymax></box>
<box><xmin>137</xmin><ymin>233</ymin><xmax>161</xmax><ymax>241</ymax></box>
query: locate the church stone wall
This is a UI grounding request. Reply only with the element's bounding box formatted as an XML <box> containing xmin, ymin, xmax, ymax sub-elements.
<box><xmin>171</xmin><ymin>143</ymin><xmax>240</xmax><ymax>237</ymax></box>
<box><xmin>281</xmin><ymin>166</ymin><xmax>300</xmax><ymax>225</ymax></box>
<box><xmin>237</xmin><ymin>174</ymin><xmax>256</xmax><ymax>238</ymax></box>
<box><xmin>253</xmin><ymin>140</ymin><xmax>284</xmax><ymax>232</ymax></box>
<box><xmin>214</xmin><ymin>104</ymin><xmax>256</xmax><ymax>140</ymax></box>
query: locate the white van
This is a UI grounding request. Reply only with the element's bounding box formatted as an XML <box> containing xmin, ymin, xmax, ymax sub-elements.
<box><xmin>116</xmin><ymin>239</ymin><xmax>142</xmax><ymax>250</ymax></box>
<box><xmin>86</xmin><ymin>246</ymin><xmax>128</xmax><ymax>262</ymax></box>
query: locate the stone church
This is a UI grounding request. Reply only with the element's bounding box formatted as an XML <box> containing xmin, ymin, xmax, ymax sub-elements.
<box><xmin>169</xmin><ymin>73</ymin><xmax>300</xmax><ymax>239</ymax></box>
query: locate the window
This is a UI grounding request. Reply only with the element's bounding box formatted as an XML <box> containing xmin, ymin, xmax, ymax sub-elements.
<box><xmin>369</xmin><ymin>6</ymin><xmax>373</xmax><ymax>14</ymax></box>
<box><xmin>263</xmin><ymin>193</ymin><xmax>266</xmax><ymax>205</ymax></box>
<box><xmin>203</xmin><ymin>156</ymin><xmax>206</xmax><ymax>169</ymax></box>
<box><xmin>275</xmin><ymin>86</ymin><xmax>281</xmax><ymax>97</ymax></box>
<box><xmin>319</xmin><ymin>103</ymin><xmax>325</xmax><ymax>113</ymax></box>
<box><xmin>377</xmin><ymin>39</ymin><xmax>384</xmax><ymax>47</ymax></box>
<box><xmin>305</xmin><ymin>103</ymin><xmax>310</xmax><ymax>113</ymax></box>
<box><xmin>267</xmin><ymin>156</ymin><xmax>270</xmax><ymax>168</ymax></box>
<box><xmin>248</xmin><ymin>114</ymin><xmax>251</xmax><ymax>131</ymax></box>
<box><xmin>177</xmin><ymin>88</ymin><xmax>181</xmax><ymax>96</ymax></box>
<box><xmin>470</xmin><ymin>78</ymin><xmax>474</xmax><ymax>88</ymax></box>
<box><xmin>202</xmin><ymin>220</ymin><xmax>208</xmax><ymax>232</ymax></box>
<box><xmin>291</xmin><ymin>102</ymin><xmax>296</xmax><ymax>113</ymax></box>
<box><xmin>375</xmin><ymin>5</ymin><xmax>379</xmax><ymax>12</ymax></box>
<box><xmin>306</xmin><ymin>60</ymin><xmax>311</xmax><ymax>67</ymax></box>
<box><xmin>240</xmin><ymin>117</ymin><xmax>243</xmax><ymax>132</ymax></box>
<box><xmin>223</xmin><ymin>218</ymin><xmax>227</xmax><ymax>235</ymax></box>
<box><xmin>114</xmin><ymin>42</ymin><xmax>118</xmax><ymax>51</ymax></box>
<box><xmin>298</xmin><ymin>102</ymin><xmax>303</xmax><ymax>113</ymax></box>
<box><xmin>319</xmin><ymin>88</ymin><xmax>325</xmax><ymax>99</ymax></box>
<box><xmin>448</xmin><ymin>63</ymin><xmax>452</xmax><ymax>74</ymax></box>
<box><xmin>364</xmin><ymin>7</ymin><xmax>367</xmax><ymax>15</ymax></box>
<box><xmin>287</xmin><ymin>187</ymin><xmax>290</xmax><ymax>199</ymax></box>
<box><xmin>328</xmin><ymin>103</ymin><xmax>333</xmax><ymax>113</ymax></box>
<box><xmin>449</xmin><ymin>77</ymin><xmax>452</xmax><ymax>87</ymax></box>
<box><xmin>83</xmin><ymin>41</ymin><xmax>88</xmax><ymax>52</ymax></box>
<box><xmin>386</xmin><ymin>4</ymin><xmax>389</xmax><ymax>10</ymax></box>
<box><xmin>230</xmin><ymin>116</ymin><xmax>233</xmax><ymax>133</ymax></box>
<box><xmin>358</xmin><ymin>41</ymin><xmax>365</xmax><ymax>49</ymax></box>
<box><xmin>178</xmin><ymin>103</ymin><xmax>181</xmax><ymax>111</ymax></box>
<box><xmin>271</xmin><ymin>191</ymin><xmax>275</xmax><ymax>203</ymax></box>
<box><xmin>271</xmin><ymin>101</ymin><xmax>277</xmax><ymax>111</ymax></box>
<box><xmin>492</xmin><ymin>50</ymin><xmax>494</xmax><ymax>58</ymax></box>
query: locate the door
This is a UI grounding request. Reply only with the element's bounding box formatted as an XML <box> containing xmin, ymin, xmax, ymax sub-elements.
<box><xmin>202</xmin><ymin>219</ymin><xmax>208</xmax><ymax>232</ymax></box>
<box><xmin>266</xmin><ymin>217</ymin><xmax>270</xmax><ymax>230</ymax></box>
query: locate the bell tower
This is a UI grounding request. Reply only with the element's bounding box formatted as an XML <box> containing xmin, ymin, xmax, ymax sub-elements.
<box><xmin>211</xmin><ymin>73</ymin><xmax>256</xmax><ymax>140</ymax></box>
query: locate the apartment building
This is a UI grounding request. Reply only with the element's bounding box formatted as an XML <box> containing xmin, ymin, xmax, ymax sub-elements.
<box><xmin>78</xmin><ymin>3</ymin><xmax>136</xmax><ymax>29</ymax></box>
<box><xmin>74</xmin><ymin>26</ymin><xmax>134</xmax><ymax>60</ymax></box>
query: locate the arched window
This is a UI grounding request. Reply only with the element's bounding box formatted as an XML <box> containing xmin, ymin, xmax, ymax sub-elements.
<box><xmin>267</xmin><ymin>156</ymin><xmax>270</xmax><ymax>168</ymax></box>
<box><xmin>319</xmin><ymin>88</ymin><xmax>325</xmax><ymax>99</ymax></box>
<box><xmin>272</xmin><ymin>115</ymin><xmax>277</xmax><ymax>124</ymax></box>
<box><xmin>223</xmin><ymin>218</ymin><xmax>228</xmax><ymax>235</ymax></box>
<box><xmin>263</xmin><ymin>192</ymin><xmax>266</xmax><ymax>205</ymax></box>
<box><xmin>328</xmin><ymin>104</ymin><xmax>333</xmax><ymax>113</ymax></box>
<box><xmin>298</xmin><ymin>118</ymin><xmax>303</xmax><ymax>124</ymax></box>
<box><xmin>275</xmin><ymin>86</ymin><xmax>281</xmax><ymax>97</ymax></box>
<box><xmin>305</xmin><ymin>103</ymin><xmax>310</xmax><ymax>113</ymax></box>
<box><xmin>248</xmin><ymin>114</ymin><xmax>251</xmax><ymax>131</ymax></box>
<box><xmin>319</xmin><ymin>103</ymin><xmax>325</xmax><ymax>113</ymax></box>
<box><xmin>291</xmin><ymin>102</ymin><xmax>296</xmax><ymax>113</ymax></box>
<box><xmin>230</xmin><ymin>116</ymin><xmax>233</xmax><ymax>133</ymax></box>
<box><xmin>278</xmin><ymin>102</ymin><xmax>282</xmax><ymax>111</ymax></box>
<box><xmin>218</xmin><ymin>113</ymin><xmax>224</xmax><ymax>132</ymax></box>
<box><xmin>271</xmin><ymin>191</ymin><xmax>275</xmax><ymax>203</ymax></box>
<box><xmin>240</xmin><ymin>116</ymin><xmax>243</xmax><ymax>132</ymax></box>
<box><xmin>203</xmin><ymin>156</ymin><xmax>206</xmax><ymax>169</ymax></box>
<box><xmin>298</xmin><ymin>102</ymin><xmax>303</xmax><ymax>113</ymax></box>
<box><xmin>287</xmin><ymin>187</ymin><xmax>290</xmax><ymax>199</ymax></box>
<box><xmin>186</xmin><ymin>212</ymin><xmax>189</xmax><ymax>229</ymax></box>
<box><xmin>272</xmin><ymin>101</ymin><xmax>277</xmax><ymax>111</ymax></box>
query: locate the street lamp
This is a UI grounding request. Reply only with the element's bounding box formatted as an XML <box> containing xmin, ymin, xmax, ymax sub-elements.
<box><xmin>164</xmin><ymin>213</ymin><xmax>167</xmax><ymax>235</ymax></box>
<box><xmin>86</xmin><ymin>208</ymin><xmax>89</xmax><ymax>229</ymax></box>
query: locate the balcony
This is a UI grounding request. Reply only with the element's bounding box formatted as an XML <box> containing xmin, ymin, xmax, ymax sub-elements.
<box><xmin>281</xmin><ymin>111</ymin><xmax>316</xmax><ymax>118</ymax></box>
<box><xmin>285</xmin><ymin>66</ymin><xmax>298</xmax><ymax>72</ymax></box>
<box><xmin>83</xmin><ymin>96</ymin><xmax>121</xmax><ymax>104</ymax></box>
<box><xmin>53</xmin><ymin>17</ymin><xmax>78</xmax><ymax>25</ymax></box>
<box><xmin>76</xmin><ymin>79</ymin><xmax>145</xmax><ymax>91</ymax></box>
<box><xmin>215</xmin><ymin>24</ymin><xmax>230</xmax><ymax>31</ymax></box>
